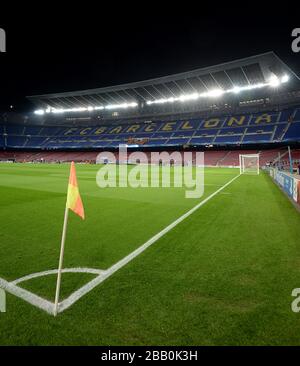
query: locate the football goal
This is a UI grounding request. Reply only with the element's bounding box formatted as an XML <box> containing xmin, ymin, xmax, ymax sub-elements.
<box><xmin>239</xmin><ymin>154</ymin><xmax>260</xmax><ymax>175</ymax></box>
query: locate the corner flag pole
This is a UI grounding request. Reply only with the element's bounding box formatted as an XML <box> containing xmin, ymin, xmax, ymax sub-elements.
<box><xmin>54</xmin><ymin>207</ymin><xmax>69</xmax><ymax>316</ymax></box>
<box><xmin>53</xmin><ymin>162</ymin><xmax>85</xmax><ymax>317</ymax></box>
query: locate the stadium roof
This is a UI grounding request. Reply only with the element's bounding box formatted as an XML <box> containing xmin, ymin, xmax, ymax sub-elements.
<box><xmin>28</xmin><ymin>52</ymin><xmax>300</xmax><ymax>110</ymax></box>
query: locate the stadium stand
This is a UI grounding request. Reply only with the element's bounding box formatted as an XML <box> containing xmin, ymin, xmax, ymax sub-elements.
<box><xmin>1</xmin><ymin>107</ymin><xmax>300</xmax><ymax>149</ymax></box>
<box><xmin>1</xmin><ymin>52</ymin><xmax>300</xmax><ymax>167</ymax></box>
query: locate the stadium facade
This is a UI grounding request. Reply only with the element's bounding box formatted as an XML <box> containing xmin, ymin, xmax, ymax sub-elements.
<box><xmin>1</xmin><ymin>52</ymin><xmax>300</xmax><ymax>165</ymax></box>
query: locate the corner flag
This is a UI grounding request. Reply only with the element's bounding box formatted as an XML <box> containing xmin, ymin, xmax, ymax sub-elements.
<box><xmin>54</xmin><ymin>161</ymin><xmax>85</xmax><ymax>316</ymax></box>
<box><xmin>66</xmin><ymin>162</ymin><xmax>85</xmax><ymax>219</ymax></box>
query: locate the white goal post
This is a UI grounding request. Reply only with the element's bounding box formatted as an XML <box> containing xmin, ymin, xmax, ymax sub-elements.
<box><xmin>239</xmin><ymin>154</ymin><xmax>260</xmax><ymax>175</ymax></box>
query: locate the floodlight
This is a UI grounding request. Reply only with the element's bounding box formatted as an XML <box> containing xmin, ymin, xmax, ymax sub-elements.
<box><xmin>33</xmin><ymin>70</ymin><xmax>291</xmax><ymax>115</ymax></box>
<box><xmin>231</xmin><ymin>86</ymin><xmax>241</xmax><ymax>94</ymax></box>
<box><xmin>33</xmin><ymin>101</ymin><xmax>138</xmax><ymax>115</ymax></box>
<box><xmin>206</xmin><ymin>89</ymin><xmax>224</xmax><ymax>97</ymax></box>
<box><xmin>51</xmin><ymin>108</ymin><xmax>64</xmax><ymax>114</ymax></box>
<box><xmin>269</xmin><ymin>75</ymin><xmax>280</xmax><ymax>87</ymax></box>
<box><xmin>34</xmin><ymin>109</ymin><xmax>45</xmax><ymax>115</ymax></box>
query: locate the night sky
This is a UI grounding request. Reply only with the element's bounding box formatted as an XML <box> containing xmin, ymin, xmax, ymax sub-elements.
<box><xmin>1</xmin><ymin>7</ymin><xmax>299</xmax><ymax>112</ymax></box>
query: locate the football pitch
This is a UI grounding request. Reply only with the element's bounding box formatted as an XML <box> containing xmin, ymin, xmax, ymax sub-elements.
<box><xmin>1</xmin><ymin>163</ymin><xmax>300</xmax><ymax>345</ymax></box>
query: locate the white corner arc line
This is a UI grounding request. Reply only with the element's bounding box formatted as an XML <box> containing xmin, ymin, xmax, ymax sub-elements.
<box><xmin>0</xmin><ymin>268</ymin><xmax>105</xmax><ymax>315</ymax></box>
<box><xmin>59</xmin><ymin>173</ymin><xmax>241</xmax><ymax>314</ymax></box>
<box><xmin>12</xmin><ymin>267</ymin><xmax>104</xmax><ymax>285</ymax></box>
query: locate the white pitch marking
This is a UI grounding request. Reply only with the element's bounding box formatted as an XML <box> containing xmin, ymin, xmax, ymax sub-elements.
<box><xmin>0</xmin><ymin>277</ymin><xmax>54</xmax><ymax>315</ymax></box>
<box><xmin>12</xmin><ymin>267</ymin><xmax>104</xmax><ymax>285</ymax></box>
<box><xmin>204</xmin><ymin>183</ymin><xmax>232</xmax><ymax>187</ymax></box>
<box><xmin>0</xmin><ymin>268</ymin><xmax>104</xmax><ymax>315</ymax></box>
<box><xmin>58</xmin><ymin>173</ymin><xmax>241</xmax><ymax>314</ymax></box>
<box><xmin>0</xmin><ymin>173</ymin><xmax>241</xmax><ymax>316</ymax></box>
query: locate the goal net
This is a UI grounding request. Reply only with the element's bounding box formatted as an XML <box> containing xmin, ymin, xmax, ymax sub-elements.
<box><xmin>239</xmin><ymin>154</ymin><xmax>260</xmax><ymax>175</ymax></box>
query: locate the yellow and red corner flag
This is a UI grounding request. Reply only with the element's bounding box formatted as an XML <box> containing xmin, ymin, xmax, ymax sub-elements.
<box><xmin>66</xmin><ymin>161</ymin><xmax>85</xmax><ymax>219</ymax></box>
<box><xmin>54</xmin><ymin>161</ymin><xmax>85</xmax><ymax>316</ymax></box>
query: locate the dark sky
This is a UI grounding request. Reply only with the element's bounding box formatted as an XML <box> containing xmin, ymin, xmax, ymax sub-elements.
<box><xmin>1</xmin><ymin>7</ymin><xmax>299</xmax><ymax>112</ymax></box>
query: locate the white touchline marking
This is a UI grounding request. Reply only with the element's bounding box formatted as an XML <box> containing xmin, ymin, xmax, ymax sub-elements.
<box><xmin>204</xmin><ymin>183</ymin><xmax>224</xmax><ymax>186</ymax></box>
<box><xmin>0</xmin><ymin>277</ymin><xmax>54</xmax><ymax>315</ymax></box>
<box><xmin>0</xmin><ymin>173</ymin><xmax>241</xmax><ymax>316</ymax></box>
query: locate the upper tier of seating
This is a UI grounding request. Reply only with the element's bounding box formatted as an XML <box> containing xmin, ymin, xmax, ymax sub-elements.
<box><xmin>1</xmin><ymin>107</ymin><xmax>300</xmax><ymax>149</ymax></box>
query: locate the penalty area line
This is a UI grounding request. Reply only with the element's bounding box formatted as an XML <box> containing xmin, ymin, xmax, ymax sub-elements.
<box><xmin>59</xmin><ymin>173</ymin><xmax>241</xmax><ymax>314</ymax></box>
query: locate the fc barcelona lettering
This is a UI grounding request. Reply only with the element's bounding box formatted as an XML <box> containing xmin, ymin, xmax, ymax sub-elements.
<box><xmin>62</xmin><ymin>112</ymin><xmax>281</xmax><ymax>137</ymax></box>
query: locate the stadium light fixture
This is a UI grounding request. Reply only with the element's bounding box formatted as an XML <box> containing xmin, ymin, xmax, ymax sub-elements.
<box><xmin>146</xmin><ymin>94</ymin><xmax>200</xmax><ymax>105</ymax></box>
<box><xmin>179</xmin><ymin>93</ymin><xmax>199</xmax><ymax>101</ymax></box>
<box><xmin>33</xmin><ymin>73</ymin><xmax>291</xmax><ymax>115</ymax></box>
<box><xmin>227</xmin><ymin>86</ymin><xmax>240</xmax><ymax>94</ymax></box>
<box><xmin>203</xmin><ymin>89</ymin><xmax>224</xmax><ymax>98</ymax></box>
<box><xmin>105</xmin><ymin>102</ymin><xmax>138</xmax><ymax>110</ymax></box>
<box><xmin>34</xmin><ymin>109</ymin><xmax>45</xmax><ymax>115</ymax></box>
<box><xmin>146</xmin><ymin>74</ymin><xmax>290</xmax><ymax>106</ymax></box>
<box><xmin>231</xmin><ymin>86</ymin><xmax>241</xmax><ymax>94</ymax></box>
<box><xmin>269</xmin><ymin>75</ymin><xmax>280</xmax><ymax>87</ymax></box>
<box><xmin>34</xmin><ymin>102</ymin><xmax>138</xmax><ymax>115</ymax></box>
<box><xmin>146</xmin><ymin>89</ymin><xmax>225</xmax><ymax>106</ymax></box>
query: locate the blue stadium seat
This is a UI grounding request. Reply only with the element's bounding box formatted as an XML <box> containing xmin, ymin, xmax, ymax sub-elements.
<box><xmin>172</xmin><ymin>130</ymin><xmax>194</xmax><ymax>137</ymax></box>
<box><xmin>214</xmin><ymin>135</ymin><xmax>242</xmax><ymax>143</ymax></box>
<box><xmin>2</xmin><ymin>106</ymin><xmax>300</xmax><ymax>148</ymax></box>
<box><xmin>246</xmin><ymin>125</ymin><xmax>275</xmax><ymax>133</ymax></box>
<box><xmin>167</xmin><ymin>138</ymin><xmax>190</xmax><ymax>145</ymax></box>
<box><xmin>273</xmin><ymin>124</ymin><xmax>287</xmax><ymax>140</ymax></box>
<box><xmin>283</xmin><ymin>122</ymin><xmax>300</xmax><ymax>140</ymax></box>
<box><xmin>242</xmin><ymin>134</ymin><xmax>272</xmax><ymax>143</ymax></box>
<box><xmin>190</xmin><ymin>137</ymin><xmax>214</xmax><ymax>145</ymax></box>
<box><xmin>293</xmin><ymin>109</ymin><xmax>300</xmax><ymax>122</ymax></box>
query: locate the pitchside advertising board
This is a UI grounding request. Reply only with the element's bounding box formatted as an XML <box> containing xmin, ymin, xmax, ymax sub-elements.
<box><xmin>270</xmin><ymin>168</ymin><xmax>300</xmax><ymax>204</ymax></box>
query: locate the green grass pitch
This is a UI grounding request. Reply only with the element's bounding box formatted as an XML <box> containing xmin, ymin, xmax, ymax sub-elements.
<box><xmin>1</xmin><ymin>163</ymin><xmax>300</xmax><ymax>345</ymax></box>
